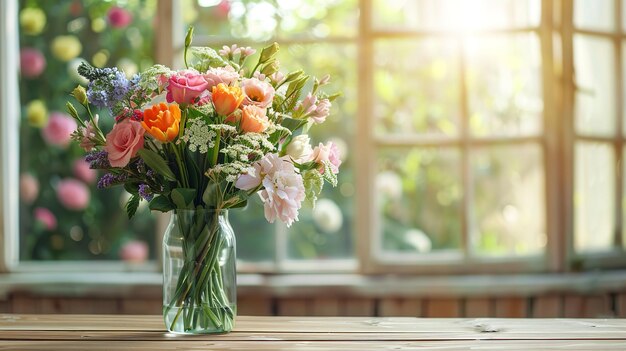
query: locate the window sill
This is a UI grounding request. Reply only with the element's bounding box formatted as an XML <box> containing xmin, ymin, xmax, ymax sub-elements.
<box><xmin>1</xmin><ymin>271</ymin><xmax>626</xmax><ymax>299</ymax></box>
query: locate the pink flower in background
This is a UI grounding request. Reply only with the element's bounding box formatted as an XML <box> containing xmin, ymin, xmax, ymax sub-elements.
<box><xmin>105</xmin><ymin>119</ymin><xmax>145</xmax><ymax>167</ymax></box>
<box><xmin>41</xmin><ymin>112</ymin><xmax>77</xmax><ymax>147</ymax></box>
<box><xmin>241</xmin><ymin>78</ymin><xmax>275</xmax><ymax>109</ymax></box>
<box><xmin>213</xmin><ymin>0</ymin><xmax>231</xmax><ymax>20</ymax></box>
<box><xmin>203</xmin><ymin>66</ymin><xmax>239</xmax><ymax>91</ymax></box>
<box><xmin>73</xmin><ymin>159</ymin><xmax>96</xmax><ymax>184</ymax></box>
<box><xmin>34</xmin><ymin>207</ymin><xmax>57</xmax><ymax>230</ymax></box>
<box><xmin>236</xmin><ymin>153</ymin><xmax>305</xmax><ymax>227</ymax></box>
<box><xmin>57</xmin><ymin>178</ymin><xmax>90</xmax><ymax>210</ymax></box>
<box><xmin>20</xmin><ymin>48</ymin><xmax>46</xmax><ymax>78</ymax></box>
<box><xmin>19</xmin><ymin>173</ymin><xmax>39</xmax><ymax>204</ymax></box>
<box><xmin>311</xmin><ymin>142</ymin><xmax>341</xmax><ymax>174</ymax></box>
<box><xmin>166</xmin><ymin>70</ymin><xmax>209</xmax><ymax>105</ymax></box>
<box><xmin>107</xmin><ymin>6</ymin><xmax>133</xmax><ymax>28</ymax></box>
<box><xmin>119</xmin><ymin>240</ymin><xmax>149</xmax><ymax>263</ymax></box>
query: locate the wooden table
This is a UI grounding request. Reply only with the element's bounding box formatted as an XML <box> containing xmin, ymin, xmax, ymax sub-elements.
<box><xmin>1</xmin><ymin>314</ymin><xmax>626</xmax><ymax>350</ymax></box>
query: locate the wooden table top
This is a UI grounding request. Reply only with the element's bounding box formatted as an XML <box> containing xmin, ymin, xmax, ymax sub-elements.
<box><xmin>1</xmin><ymin>314</ymin><xmax>625</xmax><ymax>350</ymax></box>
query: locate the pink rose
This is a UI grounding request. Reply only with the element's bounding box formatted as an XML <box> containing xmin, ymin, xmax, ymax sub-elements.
<box><xmin>57</xmin><ymin>179</ymin><xmax>90</xmax><ymax>210</ymax></box>
<box><xmin>41</xmin><ymin>112</ymin><xmax>77</xmax><ymax>147</ymax></box>
<box><xmin>166</xmin><ymin>69</ymin><xmax>209</xmax><ymax>105</ymax></box>
<box><xmin>241</xmin><ymin>78</ymin><xmax>275</xmax><ymax>109</ymax></box>
<box><xmin>107</xmin><ymin>6</ymin><xmax>133</xmax><ymax>28</ymax></box>
<box><xmin>34</xmin><ymin>207</ymin><xmax>57</xmax><ymax>230</ymax></box>
<box><xmin>20</xmin><ymin>48</ymin><xmax>46</xmax><ymax>78</ymax></box>
<box><xmin>105</xmin><ymin>119</ymin><xmax>145</xmax><ymax>168</ymax></box>
<box><xmin>73</xmin><ymin>159</ymin><xmax>97</xmax><ymax>184</ymax></box>
<box><xmin>311</xmin><ymin>142</ymin><xmax>341</xmax><ymax>174</ymax></box>
<box><xmin>203</xmin><ymin>66</ymin><xmax>239</xmax><ymax>91</ymax></box>
<box><xmin>20</xmin><ymin>173</ymin><xmax>39</xmax><ymax>204</ymax></box>
<box><xmin>119</xmin><ymin>240</ymin><xmax>149</xmax><ymax>263</ymax></box>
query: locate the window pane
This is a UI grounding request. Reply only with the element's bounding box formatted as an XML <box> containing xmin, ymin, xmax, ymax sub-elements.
<box><xmin>377</xmin><ymin>148</ymin><xmax>462</xmax><ymax>255</ymax></box>
<box><xmin>278</xmin><ymin>43</ymin><xmax>356</xmax><ymax>260</ymax></box>
<box><xmin>19</xmin><ymin>1</ymin><xmax>157</xmax><ymax>261</ymax></box>
<box><xmin>372</xmin><ymin>0</ymin><xmax>540</xmax><ymax>31</ymax></box>
<box><xmin>465</xmin><ymin>33</ymin><xmax>543</xmax><ymax>137</ymax></box>
<box><xmin>374</xmin><ymin>38</ymin><xmax>460</xmax><ymax>137</ymax></box>
<box><xmin>183</xmin><ymin>0</ymin><xmax>358</xmax><ymax>42</ymax></box>
<box><xmin>230</xmin><ymin>196</ymin><xmax>275</xmax><ymax>262</ymax></box>
<box><xmin>574</xmin><ymin>0</ymin><xmax>615</xmax><ymax>32</ymax></box>
<box><xmin>470</xmin><ymin>143</ymin><xmax>546</xmax><ymax>256</ymax></box>
<box><xmin>574</xmin><ymin>35</ymin><xmax>616</xmax><ymax>136</ymax></box>
<box><xmin>575</xmin><ymin>142</ymin><xmax>615</xmax><ymax>252</ymax></box>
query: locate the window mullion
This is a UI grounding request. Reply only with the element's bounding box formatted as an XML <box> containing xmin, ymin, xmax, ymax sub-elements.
<box><xmin>614</xmin><ymin>0</ymin><xmax>624</xmax><ymax>251</ymax></box>
<box><xmin>457</xmin><ymin>37</ymin><xmax>472</xmax><ymax>265</ymax></box>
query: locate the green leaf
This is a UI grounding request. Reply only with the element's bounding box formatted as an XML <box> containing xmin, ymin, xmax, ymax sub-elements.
<box><xmin>202</xmin><ymin>181</ymin><xmax>227</xmax><ymax>207</ymax></box>
<box><xmin>149</xmin><ymin>195</ymin><xmax>175</xmax><ymax>212</ymax></box>
<box><xmin>124</xmin><ymin>182</ymin><xmax>140</xmax><ymax>194</ymax></box>
<box><xmin>280</xmin><ymin>117</ymin><xmax>307</xmax><ymax>132</ymax></box>
<box><xmin>137</xmin><ymin>149</ymin><xmax>176</xmax><ymax>181</ymax></box>
<box><xmin>125</xmin><ymin>194</ymin><xmax>140</xmax><ymax>219</ymax></box>
<box><xmin>171</xmin><ymin>188</ymin><xmax>197</xmax><ymax>209</ymax></box>
<box><xmin>303</xmin><ymin>170</ymin><xmax>324</xmax><ymax>206</ymax></box>
<box><xmin>223</xmin><ymin>190</ymin><xmax>249</xmax><ymax>208</ymax></box>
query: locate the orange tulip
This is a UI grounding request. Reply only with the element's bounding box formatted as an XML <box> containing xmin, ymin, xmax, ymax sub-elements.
<box><xmin>212</xmin><ymin>83</ymin><xmax>244</xmax><ymax>116</ymax></box>
<box><xmin>141</xmin><ymin>103</ymin><xmax>181</xmax><ymax>143</ymax></box>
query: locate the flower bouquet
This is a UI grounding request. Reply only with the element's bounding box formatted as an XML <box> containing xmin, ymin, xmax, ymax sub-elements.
<box><xmin>66</xmin><ymin>28</ymin><xmax>340</xmax><ymax>334</ymax></box>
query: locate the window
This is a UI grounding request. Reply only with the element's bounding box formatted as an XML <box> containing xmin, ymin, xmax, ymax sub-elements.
<box><xmin>2</xmin><ymin>0</ymin><xmax>625</xmax><ymax>275</ymax></box>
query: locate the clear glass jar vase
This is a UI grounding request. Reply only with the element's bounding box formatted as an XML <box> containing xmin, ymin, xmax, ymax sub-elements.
<box><xmin>162</xmin><ymin>209</ymin><xmax>236</xmax><ymax>334</ymax></box>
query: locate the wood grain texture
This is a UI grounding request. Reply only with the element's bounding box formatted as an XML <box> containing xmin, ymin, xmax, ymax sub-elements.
<box><xmin>1</xmin><ymin>315</ymin><xmax>626</xmax><ymax>350</ymax></box>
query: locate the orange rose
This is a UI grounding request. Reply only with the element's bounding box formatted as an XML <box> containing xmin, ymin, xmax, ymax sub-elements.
<box><xmin>240</xmin><ymin>105</ymin><xmax>270</xmax><ymax>133</ymax></box>
<box><xmin>141</xmin><ymin>103</ymin><xmax>181</xmax><ymax>142</ymax></box>
<box><xmin>212</xmin><ymin>83</ymin><xmax>244</xmax><ymax>116</ymax></box>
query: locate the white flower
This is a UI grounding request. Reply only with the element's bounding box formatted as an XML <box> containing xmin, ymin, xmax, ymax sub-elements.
<box><xmin>377</xmin><ymin>171</ymin><xmax>403</xmax><ymax>200</ymax></box>
<box><xmin>404</xmin><ymin>229</ymin><xmax>432</xmax><ymax>253</ymax></box>
<box><xmin>312</xmin><ymin>198</ymin><xmax>343</xmax><ymax>234</ymax></box>
<box><xmin>286</xmin><ymin>135</ymin><xmax>313</xmax><ymax>163</ymax></box>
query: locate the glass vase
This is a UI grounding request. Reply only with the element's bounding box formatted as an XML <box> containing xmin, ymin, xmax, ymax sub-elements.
<box><xmin>162</xmin><ymin>209</ymin><xmax>236</xmax><ymax>334</ymax></box>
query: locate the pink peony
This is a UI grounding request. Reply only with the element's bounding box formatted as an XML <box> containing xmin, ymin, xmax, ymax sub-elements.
<box><xmin>20</xmin><ymin>173</ymin><xmax>39</xmax><ymax>204</ymax></box>
<box><xmin>236</xmin><ymin>153</ymin><xmax>305</xmax><ymax>227</ymax></box>
<box><xmin>105</xmin><ymin>119</ymin><xmax>145</xmax><ymax>168</ymax></box>
<box><xmin>119</xmin><ymin>240</ymin><xmax>149</xmax><ymax>263</ymax></box>
<box><xmin>107</xmin><ymin>6</ymin><xmax>133</xmax><ymax>28</ymax></box>
<box><xmin>311</xmin><ymin>142</ymin><xmax>341</xmax><ymax>174</ymax></box>
<box><xmin>20</xmin><ymin>48</ymin><xmax>46</xmax><ymax>78</ymax></box>
<box><xmin>57</xmin><ymin>178</ymin><xmax>90</xmax><ymax>210</ymax></box>
<box><xmin>34</xmin><ymin>207</ymin><xmax>57</xmax><ymax>230</ymax></box>
<box><xmin>73</xmin><ymin>159</ymin><xmax>96</xmax><ymax>184</ymax></box>
<box><xmin>41</xmin><ymin>112</ymin><xmax>77</xmax><ymax>147</ymax></box>
<box><xmin>203</xmin><ymin>65</ymin><xmax>239</xmax><ymax>91</ymax></box>
<box><xmin>166</xmin><ymin>69</ymin><xmax>209</xmax><ymax>105</ymax></box>
<box><xmin>241</xmin><ymin>78</ymin><xmax>275</xmax><ymax>109</ymax></box>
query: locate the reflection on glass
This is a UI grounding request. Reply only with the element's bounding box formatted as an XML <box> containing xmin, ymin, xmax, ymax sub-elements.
<box><xmin>470</xmin><ymin>144</ymin><xmax>545</xmax><ymax>256</ymax></box>
<box><xmin>372</xmin><ymin>0</ymin><xmax>540</xmax><ymax>31</ymax></box>
<box><xmin>18</xmin><ymin>0</ymin><xmax>157</xmax><ymax>261</ymax></box>
<box><xmin>575</xmin><ymin>142</ymin><xmax>614</xmax><ymax>252</ymax></box>
<box><xmin>183</xmin><ymin>0</ymin><xmax>358</xmax><ymax>42</ymax></box>
<box><xmin>378</xmin><ymin>148</ymin><xmax>462</xmax><ymax>254</ymax></box>
<box><xmin>465</xmin><ymin>33</ymin><xmax>543</xmax><ymax>137</ymax></box>
<box><xmin>374</xmin><ymin>38</ymin><xmax>460</xmax><ymax>136</ymax></box>
<box><xmin>574</xmin><ymin>35</ymin><xmax>615</xmax><ymax>136</ymax></box>
<box><xmin>574</xmin><ymin>0</ymin><xmax>615</xmax><ymax>31</ymax></box>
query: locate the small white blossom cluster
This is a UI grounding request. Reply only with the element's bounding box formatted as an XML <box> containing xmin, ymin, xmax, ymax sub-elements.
<box><xmin>137</xmin><ymin>64</ymin><xmax>172</xmax><ymax>92</ymax></box>
<box><xmin>181</xmin><ymin>118</ymin><xmax>216</xmax><ymax>153</ymax></box>
<box><xmin>221</xmin><ymin>133</ymin><xmax>275</xmax><ymax>162</ymax></box>
<box><xmin>207</xmin><ymin>161</ymin><xmax>250</xmax><ymax>183</ymax></box>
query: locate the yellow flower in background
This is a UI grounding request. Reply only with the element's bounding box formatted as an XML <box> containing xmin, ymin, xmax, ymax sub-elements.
<box><xmin>91</xmin><ymin>18</ymin><xmax>106</xmax><ymax>33</ymax></box>
<box><xmin>26</xmin><ymin>100</ymin><xmax>48</xmax><ymax>128</ymax></box>
<box><xmin>92</xmin><ymin>50</ymin><xmax>109</xmax><ymax>68</ymax></box>
<box><xmin>51</xmin><ymin>35</ymin><xmax>82</xmax><ymax>62</ymax></box>
<box><xmin>20</xmin><ymin>8</ymin><xmax>46</xmax><ymax>35</ymax></box>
